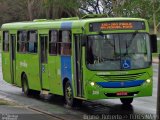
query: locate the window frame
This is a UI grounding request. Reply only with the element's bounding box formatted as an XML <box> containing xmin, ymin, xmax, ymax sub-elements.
<box><xmin>17</xmin><ymin>30</ymin><xmax>28</xmax><ymax>53</ymax></box>
<box><xmin>58</xmin><ymin>30</ymin><xmax>72</xmax><ymax>56</ymax></box>
<box><xmin>49</xmin><ymin>30</ymin><xmax>58</xmax><ymax>55</ymax></box>
<box><xmin>27</xmin><ymin>30</ymin><xmax>38</xmax><ymax>54</ymax></box>
<box><xmin>3</xmin><ymin>31</ymin><xmax>9</xmax><ymax>52</ymax></box>
<box><xmin>17</xmin><ymin>30</ymin><xmax>38</xmax><ymax>54</ymax></box>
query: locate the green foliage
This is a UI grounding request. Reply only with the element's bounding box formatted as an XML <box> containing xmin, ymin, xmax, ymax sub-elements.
<box><xmin>113</xmin><ymin>0</ymin><xmax>160</xmax><ymax>28</ymax></box>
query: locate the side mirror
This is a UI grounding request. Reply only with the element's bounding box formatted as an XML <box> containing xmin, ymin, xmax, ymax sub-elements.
<box><xmin>150</xmin><ymin>34</ymin><xmax>157</xmax><ymax>53</ymax></box>
<box><xmin>81</xmin><ymin>35</ymin><xmax>87</xmax><ymax>46</ymax></box>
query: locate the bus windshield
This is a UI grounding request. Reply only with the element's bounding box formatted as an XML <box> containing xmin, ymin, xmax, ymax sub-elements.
<box><xmin>86</xmin><ymin>33</ymin><xmax>151</xmax><ymax>70</ymax></box>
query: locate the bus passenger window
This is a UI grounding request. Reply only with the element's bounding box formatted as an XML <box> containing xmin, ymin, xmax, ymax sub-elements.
<box><xmin>3</xmin><ymin>31</ymin><xmax>9</xmax><ymax>52</ymax></box>
<box><xmin>17</xmin><ymin>31</ymin><xmax>27</xmax><ymax>53</ymax></box>
<box><xmin>49</xmin><ymin>30</ymin><xmax>58</xmax><ymax>55</ymax></box>
<box><xmin>20</xmin><ymin>42</ymin><xmax>26</xmax><ymax>52</ymax></box>
<box><xmin>28</xmin><ymin>31</ymin><xmax>37</xmax><ymax>53</ymax></box>
<box><xmin>60</xmin><ymin>31</ymin><xmax>71</xmax><ymax>55</ymax></box>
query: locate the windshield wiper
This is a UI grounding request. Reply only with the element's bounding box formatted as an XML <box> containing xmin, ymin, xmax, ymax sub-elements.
<box><xmin>127</xmin><ymin>30</ymin><xmax>138</xmax><ymax>49</ymax></box>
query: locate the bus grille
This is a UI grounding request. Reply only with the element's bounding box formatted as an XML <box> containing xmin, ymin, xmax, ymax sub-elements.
<box><xmin>97</xmin><ymin>73</ymin><xmax>145</xmax><ymax>81</ymax></box>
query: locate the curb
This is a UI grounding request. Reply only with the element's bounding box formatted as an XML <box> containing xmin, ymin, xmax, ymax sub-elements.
<box><xmin>153</xmin><ymin>62</ymin><xmax>158</xmax><ymax>64</ymax></box>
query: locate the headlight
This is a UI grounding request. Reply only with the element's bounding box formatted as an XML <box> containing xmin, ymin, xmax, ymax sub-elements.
<box><xmin>90</xmin><ymin>82</ymin><xmax>95</xmax><ymax>86</ymax></box>
<box><xmin>146</xmin><ymin>79</ymin><xmax>151</xmax><ymax>83</ymax></box>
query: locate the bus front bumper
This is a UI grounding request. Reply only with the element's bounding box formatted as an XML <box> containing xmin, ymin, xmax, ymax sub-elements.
<box><xmin>85</xmin><ymin>79</ymin><xmax>152</xmax><ymax>100</ymax></box>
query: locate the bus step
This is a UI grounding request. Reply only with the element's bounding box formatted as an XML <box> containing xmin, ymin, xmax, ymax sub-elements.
<box><xmin>41</xmin><ymin>90</ymin><xmax>49</xmax><ymax>95</ymax></box>
<box><xmin>74</xmin><ymin>96</ymin><xmax>86</xmax><ymax>100</ymax></box>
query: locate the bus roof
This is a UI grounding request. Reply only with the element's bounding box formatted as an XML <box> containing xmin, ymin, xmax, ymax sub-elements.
<box><xmin>1</xmin><ymin>17</ymin><xmax>147</xmax><ymax>30</ymax></box>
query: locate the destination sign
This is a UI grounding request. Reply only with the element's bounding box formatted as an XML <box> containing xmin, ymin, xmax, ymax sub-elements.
<box><xmin>89</xmin><ymin>21</ymin><xmax>145</xmax><ymax>32</ymax></box>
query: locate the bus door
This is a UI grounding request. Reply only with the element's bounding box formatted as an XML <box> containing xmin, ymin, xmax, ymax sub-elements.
<box><xmin>10</xmin><ymin>34</ymin><xmax>16</xmax><ymax>84</ymax></box>
<box><xmin>74</xmin><ymin>35</ymin><xmax>83</xmax><ymax>97</ymax></box>
<box><xmin>40</xmin><ymin>35</ymin><xmax>49</xmax><ymax>90</ymax></box>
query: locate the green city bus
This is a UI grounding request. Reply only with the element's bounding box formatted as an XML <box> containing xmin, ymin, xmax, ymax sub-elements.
<box><xmin>1</xmin><ymin>15</ymin><xmax>157</xmax><ymax>106</ymax></box>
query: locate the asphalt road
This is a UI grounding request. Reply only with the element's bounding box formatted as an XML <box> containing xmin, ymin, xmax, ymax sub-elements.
<box><xmin>0</xmin><ymin>53</ymin><xmax>159</xmax><ymax>120</ymax></box>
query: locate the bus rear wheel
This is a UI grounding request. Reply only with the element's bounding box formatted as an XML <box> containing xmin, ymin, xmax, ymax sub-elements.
<box><xmin>120</xmin><ymin>98</ymin><xmax>133</xmax><ymax>105</ymax></box>
<box><xmin>22</xmin><ymin>74</ymin><xmax>32</xmax><ymax>96</ymax></box>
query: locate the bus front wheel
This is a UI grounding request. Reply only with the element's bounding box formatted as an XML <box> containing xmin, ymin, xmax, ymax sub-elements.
<box><xmin>64</xmin><ymin>81</ymin><xmax>82</xmax><ymax>107</ymax></box>
<box><xmin>120</xmin><ymin>98</ymin><xmax>133</xmax><ymax>105</ymax></box>
<box><xmin>64</xmin><ymin>81</ymin><xmax>80</xmax><ymax>107</ymax></box>
<box><xmin>64</xmin><ymin>81</ymin><xmax>74</xmax><ymax>107</ymax></box>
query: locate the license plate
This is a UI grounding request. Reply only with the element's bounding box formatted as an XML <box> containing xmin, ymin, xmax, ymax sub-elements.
<box><xmin>116</xmin><ymin>91</ymin><xmax>128</xmax><ymax>96</ymax></box>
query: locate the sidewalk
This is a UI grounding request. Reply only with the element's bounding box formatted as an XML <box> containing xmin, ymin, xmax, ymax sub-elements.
<box><xmin>0</xmin><ymin>98</ymin><xmax>56</xmax><ymax>120</ymax></box>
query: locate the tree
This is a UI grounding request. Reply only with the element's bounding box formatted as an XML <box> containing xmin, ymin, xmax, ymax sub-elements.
<box><xmin>79</xmin><ymin>0</ymin><xmax>103</xmax><ymax>14</ymax></box>
<box><xmin>105</xmin><ymin>0</ymin><xmax>160</xmax><ymax>34</ymax></box>
<box><xmin>152</xmin><ymin>0</ymin><xmax>160</xmax><ymax>34</ymax></box>
<box><xmin>42</xmin><ymin>0</ymin><xmax>79</xmax><ymax>19</ymax></box>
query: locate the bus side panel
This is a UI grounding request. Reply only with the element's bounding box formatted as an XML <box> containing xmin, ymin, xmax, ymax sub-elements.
<box><xmin>16</xmin><ymin>54</ymin><xmax>41</xmax><ymax>91</ymax></box>
<box><xmin>2</xmin><ymin>52</ymin><xmax>12</xmax><ymax>83</ymax></box>
<box><xmin>48</xmin><ymin>56</ymin><xmax>63</xmax><ymax>95</ymax></box>
<box><xmin>61</xmin><ymin>56</ymin><xmax>72</xmax><ymax>92</ymax></box>
<box><xmin>26</xmin><ymin>54</ymin><xmax>41</xmax><ymax>91</ymax></box>
<box><xmin>16</xmin><ymin>54</ymin><xmax>27</xmax><ymax>87</ymax></box>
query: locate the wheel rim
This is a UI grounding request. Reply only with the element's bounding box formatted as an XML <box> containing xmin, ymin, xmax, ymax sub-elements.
<box><xmin>65</xmin><ymin>85</ymin><xmax>73</xmax><ymax>104</ymax></box>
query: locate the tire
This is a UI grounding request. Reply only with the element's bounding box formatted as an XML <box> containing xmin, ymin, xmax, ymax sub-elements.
<box><xmin>22</xmin><ymin>74</ymin><xmax>32</xmax><ymax>96</ymax></box>
<box><xmin>64</xmin><ymin>81</ymin><xmax>76</xmax><ymax>107</ymax></box>
<box><xmin>120</xmin><ymin>98</ymin><xmax>133</xmax><ymax>105</ymax></box>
